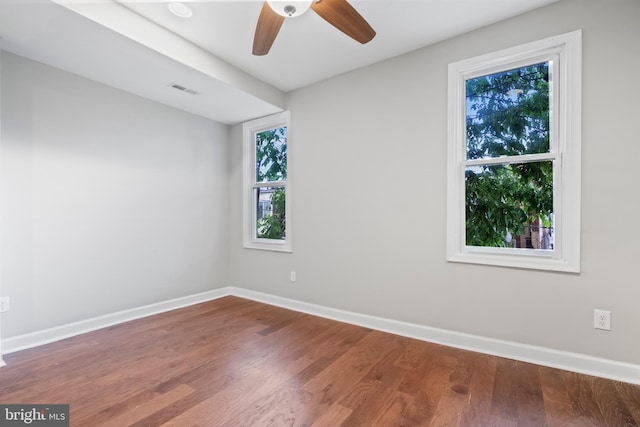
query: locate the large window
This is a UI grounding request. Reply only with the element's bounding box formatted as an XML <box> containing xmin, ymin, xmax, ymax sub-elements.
<box><xmin>447</xmin><ymin>31</ymin><xmax>581</xmax><ymax>272</ymax></box>
<box><xmin>243</xmin><ymin>111</ymin><xmax>292</xmax><ymax>252</ymax></box>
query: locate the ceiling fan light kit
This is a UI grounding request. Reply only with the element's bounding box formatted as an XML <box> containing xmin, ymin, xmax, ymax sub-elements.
<box><xmin>266</xmin><ymin>0</ymin><xmax>314</xmax><ymax>18</ymax></box>
<box><xmin>253</xmin><ymin>0</ymin><xmax>376</xmax><ymax>56</ymax></box>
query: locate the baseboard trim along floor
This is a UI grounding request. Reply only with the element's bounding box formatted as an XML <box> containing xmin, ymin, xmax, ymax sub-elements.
<box><xmin>2</xmin><ymin>288</ymin><xmax>229</xmax><ymax>356</ymax></box>
<box><xmin>2</xmin><ymin>286</ymin><xmax>639</xmax><ymax>385</ymax></box>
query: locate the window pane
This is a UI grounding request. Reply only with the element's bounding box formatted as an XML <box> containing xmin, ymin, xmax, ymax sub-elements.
<box><xmin>465</xmin><ymin>161</ymin><xmax>554</xmax><ymax>249</ymax></box>
<box><xmin>466</xmin><ymin>62</ymin><xmax>550</xmax><ymax>160</ymax></box>
<box><xmin>255</xmin><ymin>187</ymin><xmax>286</xmax><ymax>240</ymax></box>
<box><xmin>256</xmin><ymin>127</ymin><xmax>287</xmax><ymax>182</ymax></box>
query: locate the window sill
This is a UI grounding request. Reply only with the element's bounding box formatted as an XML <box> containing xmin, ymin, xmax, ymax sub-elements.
<box><xmin>447</xmin><ymin>251</ymin><xmax>579</xmax><ymax>273</ymax></box>
<box><xmin>244</xmin><ymin>240</ymin><xmax>292</xmax><ymax>253</ymax></box>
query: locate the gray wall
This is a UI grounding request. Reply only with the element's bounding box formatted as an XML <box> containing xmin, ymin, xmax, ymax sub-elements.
<box><xmin>0</xmin><ymin>52</ymin><xmax>229</xmax><ymax>338</ymax></box>
<box><xmin>229</xmin><ymin>0</ymin><xmax>640</xmax><ymax>364</ymax></box>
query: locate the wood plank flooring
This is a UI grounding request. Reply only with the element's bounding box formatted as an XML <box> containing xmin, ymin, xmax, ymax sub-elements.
<box><xmin>1</xmin><ymin>296</ymin><xmax>638</xmax><ymax>426</ymax></box>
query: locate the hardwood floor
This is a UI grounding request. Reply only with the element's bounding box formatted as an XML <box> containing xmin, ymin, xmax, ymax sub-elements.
<box><xmin>1</xmin><ymin>296</ymin><xmax>638</xmax><ymax>426</ymax></box>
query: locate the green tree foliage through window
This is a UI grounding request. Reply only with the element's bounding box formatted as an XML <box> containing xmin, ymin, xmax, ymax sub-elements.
<box><xmin>256</xmin><ymin>128</ymin><xmax>287</xmax><ymax>182</ymax></box>
<box><xmin>465</xmin><ymin>62</ymin><xmax>554</xmax><ymax>248</ymax></box>
<box><xmin>255</xmin><ymin>127</ymin><xmax>287</xmax><ymax>240</ymax></box>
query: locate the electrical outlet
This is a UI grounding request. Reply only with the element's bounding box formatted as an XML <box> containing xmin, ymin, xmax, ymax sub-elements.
<box><xmin>594</xmin><ymin>309</ymin><xmax>611</xmax><ymax>331</ymax></box>
<box><xmin>0</xmin><ymin>296</ymin><xmax>9</xmax><ymax>313</ymax></box>
<box><xmin>290</xmin><ymin>271</ymin><xmax>297</xmax><ymax>282</ymax></box>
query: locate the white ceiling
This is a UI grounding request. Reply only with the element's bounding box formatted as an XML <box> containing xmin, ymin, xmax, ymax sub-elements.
<box><xmin>0</xmin><ymin>0</ymin><xmax>559</xmax><ymax>124</ymax></box>
<box><xmin>119</xmin><ymin>0</ymin><xmax>559</xmax><ymax>92</ymax></box>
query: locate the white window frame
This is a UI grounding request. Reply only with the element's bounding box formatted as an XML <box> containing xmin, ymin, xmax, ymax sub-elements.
<box><xmin>243</xmin><ymin>111</ymin><xmax>292</xmax><ymax>252</ymax></box>
<box><xmin>447</xmin><ymin>30</ymin><xmax>582</xmax><ymax>272</ymax></box>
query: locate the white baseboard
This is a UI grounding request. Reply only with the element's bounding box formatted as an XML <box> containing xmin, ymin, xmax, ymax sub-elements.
<box><xmin>3</xmin><ymin>286</ymin><xmax>639</xmax><ymax>385</ymax></box>
<box><xmin>228</xmin><ymin>287</ymin><xmax>640</xmax><ymax>385</ymax></box>
<box><xmin>2</xmin><ymin>288</ymin><xmax>231</xmax><ymax>355</ymax></box>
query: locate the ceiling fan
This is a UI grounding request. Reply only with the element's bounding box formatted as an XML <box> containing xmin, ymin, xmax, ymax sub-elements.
<box><xmin>253</xmin><ymin>0</ymin><xmax>376</xmax><ymax>56</ymax></box>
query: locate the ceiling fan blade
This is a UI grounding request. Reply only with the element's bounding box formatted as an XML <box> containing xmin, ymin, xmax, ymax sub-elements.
<box><xmin>311</xmin><ymin>0</ymin><xmax>375</xmax><ymax>44</ymax></box>
<box><xmin>253</xmin><ymin>2</ymin><xmax>285</xmax><ymax>56</ymax></box>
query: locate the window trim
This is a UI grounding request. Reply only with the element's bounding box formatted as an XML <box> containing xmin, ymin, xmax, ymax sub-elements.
<box><xmin>446</xmin><ymin>30</ymin><xmax>582</xmax><ymax>272</ymax></box>
<box><xmin>243</xmin><ymin>111</ymin><xmax>292</xmax><ymax>252</ymax></box>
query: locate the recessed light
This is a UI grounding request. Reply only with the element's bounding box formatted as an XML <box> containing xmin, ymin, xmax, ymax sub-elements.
<box><xmin>168</xmin><ymin>2</ymin><xmax>193</xmax><ymax>19</ymax></box>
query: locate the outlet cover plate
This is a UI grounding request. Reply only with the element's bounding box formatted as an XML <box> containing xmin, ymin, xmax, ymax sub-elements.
<box><xmin>594</xmin><ymin>309</ymin><xmax>611</xmax><ymax>330</ymax></box>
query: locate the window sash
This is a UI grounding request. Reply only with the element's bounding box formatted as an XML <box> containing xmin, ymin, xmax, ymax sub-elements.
<box><xmin>252</xmin><ymin>186</ymin><xmax>286</xmax><ymax>242</ymax></box>
<box><xmin>463</xmin><ymin>158</ymin><xmax>559</xmax><ymax>253</ymax></box>
<box><xmin>465</xmin><ymin>58</ymin><xmax>557</xmax><ymax>162</ymax></box>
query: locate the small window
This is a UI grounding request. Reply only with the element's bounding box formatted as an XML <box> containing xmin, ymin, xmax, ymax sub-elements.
<box><xmin>243</xmin><ymin>111</ymin><xmax>292</xmax><ymax>252</ymax></box>
<box><xmin>447</xmin><ymin>31</ymin><xmax>581</xmax><ymax>272</ymax></box>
